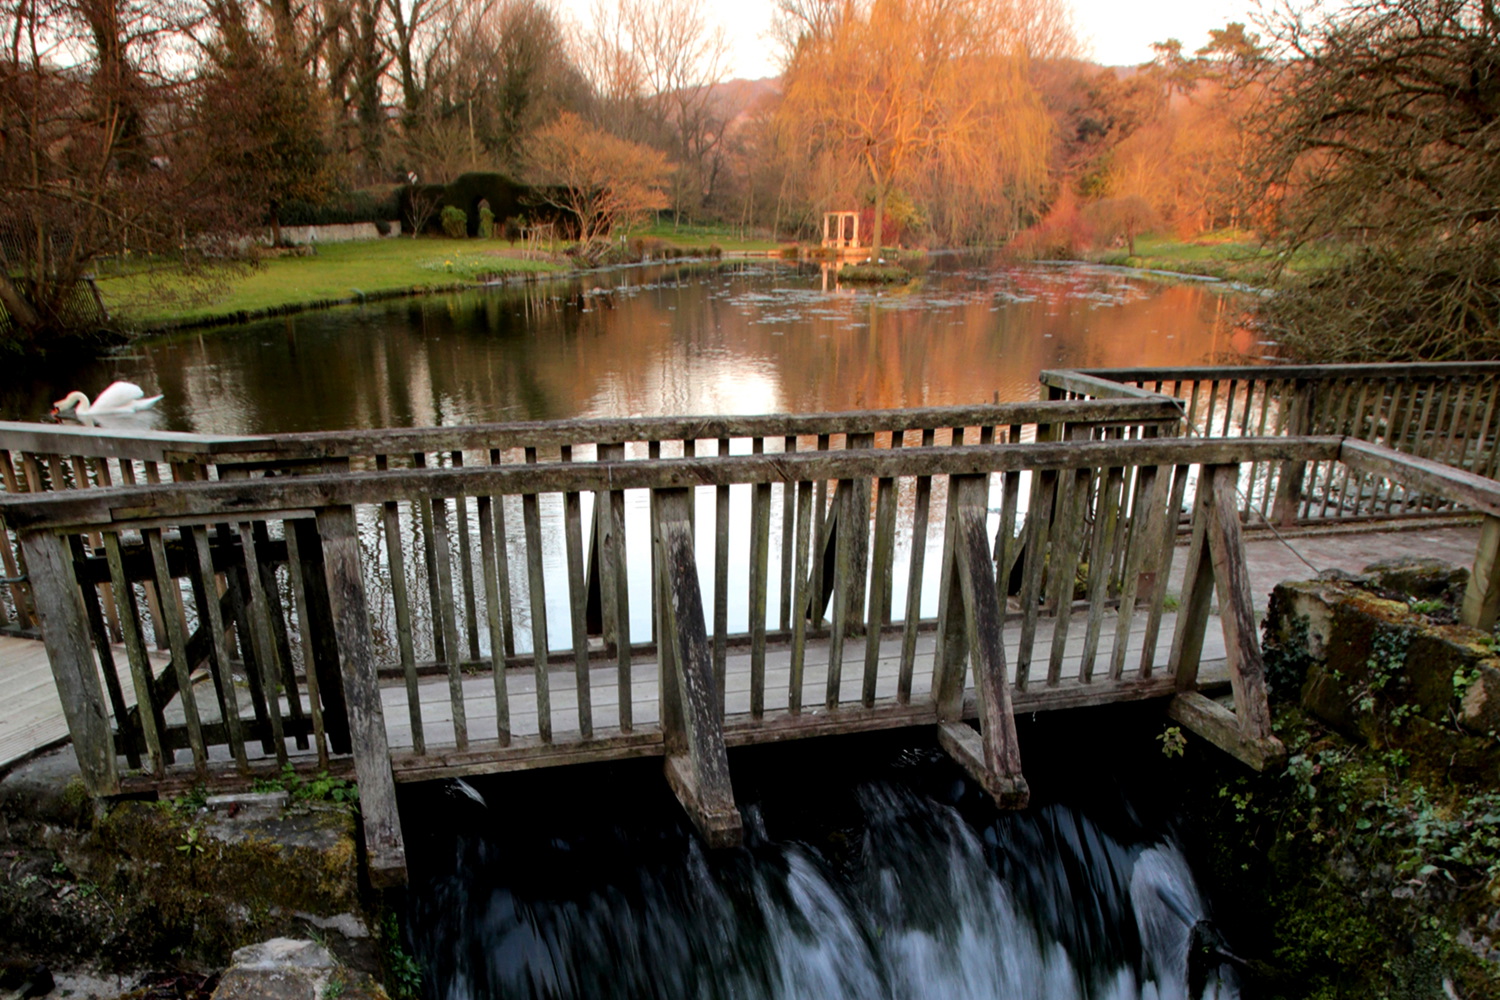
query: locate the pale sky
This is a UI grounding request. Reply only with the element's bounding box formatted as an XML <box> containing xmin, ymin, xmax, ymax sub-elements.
<box><xmin>557</xmin><ymin>0</ymin><xmax>1264</xmax><ymax>80</ymax></box>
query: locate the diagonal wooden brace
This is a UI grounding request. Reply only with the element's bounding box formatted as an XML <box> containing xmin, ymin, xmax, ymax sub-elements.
<box><xmin>653</xmin><ymin>488</ymin><xmax>743</xmax><ymax>848</ymax></box>
<box><xmin>1167</xmin><ymin>464</ymin><xmax>1285</xmax><ymax>770</ymax></box>
<box><xmin>934</xmin><ymin>475</ymin><xmax>1029</xmax><ymax>808</ymax></box>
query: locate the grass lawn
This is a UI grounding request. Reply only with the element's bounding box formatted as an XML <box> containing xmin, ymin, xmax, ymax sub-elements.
<box><xmin>97</xmin><ymin>237</ymin><xmax>566</xmax><ymax>328</ymax></box>
<box><xmin>624</xmin><ymin>219</ymin><xmax>783</xmax><ymax>253</ymax></box>
<box><xmin>1088</xmin><ymin>229</ymin><xmax>1332</xmax><ymax>285</ymax></box>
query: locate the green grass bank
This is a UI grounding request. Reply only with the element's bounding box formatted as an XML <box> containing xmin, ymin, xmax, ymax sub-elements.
<box><xmin>97</xmin><ymin>239</ymin><xmax>567</xmax><ymax>330</ymax></box>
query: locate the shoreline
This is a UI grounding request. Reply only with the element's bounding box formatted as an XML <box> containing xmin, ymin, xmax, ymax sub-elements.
<box><xmin>114</xmin><ymin>248</ymin><xmax>791</xmax><ymax>336</ymax></box>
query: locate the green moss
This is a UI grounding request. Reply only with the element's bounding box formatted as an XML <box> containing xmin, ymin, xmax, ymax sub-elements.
<box><xmin>1190</xmin><ymin>703</ymin><xmax>1500</xmax><ymax>998</ymax></box>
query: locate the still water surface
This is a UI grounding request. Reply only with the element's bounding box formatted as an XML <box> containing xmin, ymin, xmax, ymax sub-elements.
<box><xmin>5</xmin><ymin>254</ymin><xmax>1251</xmax><ymax>432</ymax></box>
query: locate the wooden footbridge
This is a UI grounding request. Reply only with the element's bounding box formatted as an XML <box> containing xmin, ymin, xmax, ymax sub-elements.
<box><xmin>5</xmin><ymin>363</ymin><xmax>1500</xmax><ymax>886</ymax></box>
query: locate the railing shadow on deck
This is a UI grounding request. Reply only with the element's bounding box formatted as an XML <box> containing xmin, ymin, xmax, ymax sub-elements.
<box><xmin>6</xmin><ymin>364</ymin><xmax>1500</xmax><ymax>885</ymax></box>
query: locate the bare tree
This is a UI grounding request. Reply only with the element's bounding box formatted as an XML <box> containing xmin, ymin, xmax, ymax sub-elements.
<box><xmin>1254</xmin><ymin>0</ymin><xmax>1500</xmax><ymax>360</ymax></box>
<box><xmin>580</xmin><ymin>0</ymin><xmax>729</xmax><ymax>220</ymax></box>
<box><xmin>0</xmin><ymin>0</ymin><xmax>247</xmax><ymax>341</ymax></box>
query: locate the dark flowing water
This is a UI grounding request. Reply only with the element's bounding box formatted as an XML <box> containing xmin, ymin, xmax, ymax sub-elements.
<box><xmin>3</xmin><ymin>254</ymin><xmax>1251</xmax><ymax>432</ymax></box>
<box><xmin>402</xmin><ymin>723</ymin><xmax>1240</xmax><ymax>1000</ymax></box>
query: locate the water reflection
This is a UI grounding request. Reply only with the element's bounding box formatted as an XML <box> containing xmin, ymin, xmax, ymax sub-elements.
<box><xmin>2</xmin><ymin>254</ymin><xmax>1252</xmax><ymax>433</ymax></box>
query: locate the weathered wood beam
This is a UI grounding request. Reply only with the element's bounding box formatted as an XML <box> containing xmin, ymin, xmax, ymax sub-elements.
<box><xmin>1461</xmin><ymin>514</ymin><xmax>1500</xmax><ymax>630</ymax></box>
<box><xmin>315</xmin><ymin>505</ymin><xmax>407</xmax><ymax>888</ymax></box>
<box><xmin>1070</xmin><ymin>362</ymin><xmax>1500</xmax><ymax>383</ymax></box>
<box><xmin>1202</xmin><ymin>465</ymin><xmax>1278</xmax><ymax>749</ymax></box>
<box><xmin>1168</xmin><ymin>692</ymin><xmax>1286</xmax><ymax>770</ymax></box>
<box><xmin>1340</xmin><ymin>437</ymin><xmax>1500</xmax><ymax>518</ymax></box>
<box><xmin>20</xmin><ymin>530</ymin><xmax>119</xmax><ymax>795</ymax></box>
<box><xmin>652</xmin><ymin>488</ymin><xmax>742</xmax><ymax>848</ymax></box>
<box><xmin>1038</xmin><ymin>370</ymin><xmax>1179</xmax><ymax>403</ymax></box>
<box><xmin>935</xmin><ymin>475</ymin><xmax>1028</xmax><ymax>808</ymax></box>
<box><xmin>0</xmin><ymin>437</ymin><xmax>1346</xmax><ymax>532</ymax></box>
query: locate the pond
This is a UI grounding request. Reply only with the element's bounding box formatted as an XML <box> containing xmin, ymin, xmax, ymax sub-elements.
<box><xmin>2</xmin><ymin>253</ymin><xmax>1254</xmax><ymax>432</ymax></box>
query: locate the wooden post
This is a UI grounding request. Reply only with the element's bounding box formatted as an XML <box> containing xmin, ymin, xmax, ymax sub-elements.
<box><xmin>21</xmin><ymin>529</ymin><xmax>118</xmax><ymax>795</ymax></box>
<box><xmin>1461</xmin><ymin>514</ymin><xmax>1500</xmax><ymax>630</ymax></box>
<box><xmin>652</xmin><ymin>488</ymin><xmax>742</xmax><ymax>848</ymax></box>
<box><xmin>935</xmin><ymin>475</ymin><xmax>1028</xmax><ymax>808</ymax></box>
<box><xmin>316</xmin><ymin>506</ymin><xmax>407</xmax><ymax>888</ymax></box>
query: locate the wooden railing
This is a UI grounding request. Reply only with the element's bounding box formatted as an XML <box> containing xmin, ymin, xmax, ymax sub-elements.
<box><xmin>0</xmin><ymin>399</ymin><xmax>1180</xmax><ymax>638</ymax></box>
<box><xmin>12</xmin><ymin>369</ymin><xmax>1500</xmax><ymax>884</ymax></box>
<box><xmin>4</xmin><ymin>427</ymin><xmax>1314</xmax><ymax>885</ymax></box>
<box><xmin>1042</xmin><ymin>363</ymin><xmax>1500</xmax><ymax>526</ymax></box>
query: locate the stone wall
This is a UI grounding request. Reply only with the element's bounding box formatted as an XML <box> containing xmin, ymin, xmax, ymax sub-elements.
<box><xmin>278</xmin><ymin>221</ymin><xmax>402</xmax><ymax>245</ymax></box>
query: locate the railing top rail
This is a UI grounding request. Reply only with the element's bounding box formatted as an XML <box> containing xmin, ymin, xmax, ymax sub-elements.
<box><xmin>1339</xmin><ymin>438</ymin><xmax>1500</xmax><ymax>517</ymax></box>
<box><xmin>0</xmin><ymin>421</ymin><xmax>270</xmax><ymax>462</ymax></box>
<box><xmin>208</xmin><ymin>400</ymin><xmax>1183</xmax><ymax>460</ymax></box>
<box><xmin>1056</xmin><ymin>362</ymin><xmax>1500</xmax><ymax>384</ymax></box>
<box><xmin>0</xmin><ymin>399</ymin><xmax>1181</xmax><ymax>466</ymax></box>
<box><xmin>0</xmin><ymin>435</ymin><xmax>1345</xmax><ymax>532</ymax></box>
<box><xmin>1037</xmin><ymin>371</ymin><xmax>1173</xmax><ymax>401</ymax></box>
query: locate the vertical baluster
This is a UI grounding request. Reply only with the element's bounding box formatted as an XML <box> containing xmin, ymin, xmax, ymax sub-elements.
<box><xmin>899</xmin><ymin>429</ymin><xmax>936</xmax><ymax>703</ymax></box>
<box><xmin>779</xmin><ymin>434</ymin><xmax>796</xmax><ymax>632</ymax></box>
<box><xmin>1202</xmin><ymin>380</ymin><xmax>1222</xmax><ymax>440</ymax></box>
<box><xmin>1110</xmin><ymin>465</ymin><xmax>1163</xmax><ymax>679</ymax></box>
<box><xmin>1080</xmin><ymin>466</ymin><xmax>1124</xmax><ymax>682</ymax></box>
<box><xmin>451</xmin><ymin>452</ymin><xmax>482</xmax><ymax>662</ymax></box>
<box><xmin>1466</xmin><ymin>380</ymin><xmax>1500</xmax><ymax>480</ymax></box>
<box><xmin>0</xmin><ymin>451</ymin><xmax>34</xmax><ymax>627</ymax></box>
<box><xmin>488</xmin><ymin>449</ymin><xmax>516</xmax><ymax>658</ymax></box>
<box><xmin>597</xmin><ymin>443</ymin><xmax>631</xmax><ymax>733</ymax></box>
<box><xmin>477</xmin><ymin>493</ymin><xmax>511</xmax><ymax>746</ymax></box>
<box><xmin>712</xmin><ymin>436</ymin><xmax>730</xmax><ymax>699</ymax></box>
<box><xmin>282</xmin><ymin>525</ymin><xmax>329</xmax><ymax>768</ymax></box>
<box><xmin>789</xmin><ymin>461</ymin><xmax>815</xmax><ymax>714</ymax></box>
<box><xmin>810</xmin><ymin>434</ymin><xmax>831</xmax><ymax>628</ymax></box>
<box><xmin>412</xmin><ymin>453</ymin><xmax>446</xmax><ymax>665</ymax></box>
<box><xmin>70</xmin><ymin>535</ymin><xmax>138</xmax><ymax>770</ymax></box>
<box><xmin>562</xmin><ymin>480</ymin><xmax>593</xmax><ymax>739</ymax></box>
<box><xmin>749</xmin><ymin>438</ymin><xmax>771</xmax><ymax>719</ymax></box>
<box><xmin>522</xmin><ymin>447</ymin><xmax>552</xmax><ymax>742</ymax></box>
<box><xmin>1140</xmin><ymin>464</ymin><xmax>1192</xmax><ymax>675</ymax></box>
<box><xmin>1184</xmin><ymin>380</ymin><xmax>1204</xmax><ymax>436</ymax></box>
<box><xmin>1014</xmin><ymin>466</ymin><xmax>1057</xmax><ymax>691</ymax></box>
<box><xmin>236</xmin><ymin>523</ymin><xmax>289</xmax><ymax>765</ymax></box>
<box><xmin>377</xmin><ymin>456</ymin><xmax>424</xmax><ymax>754</ymax></box>
<box><xmin>1046</xmin><ymin>454</ymin><xmax>1093</xmax><ymax>685</ymax></box>
<box><xmin>103</xmin><ymin>532</ymin><xmax>165</xmax><ymax>774</ymax></box>
<box><xmin>253</xmin><ymin>521</ymin><xmax>306</xmax><ymax>749</ymax></box>
<box><xmin>430</xmin><ymin>495</ymin><xmax>467</xmax><ymax>750</ymax></box>
<box><xmin>1329</xmin><ymin>382</ymin><xmax>1372</xmax><ymax>517</ymax></box>
<box><xmin>824</xmin><ymin>471</ymin><xmax>855</xmax><ymax>711</ymax></box>
<box><xmin>862</xmin><ymin>436</ymin><xmax>898</xmax><ymax>707</ymax></box>
<box><xmin>145</xmin><ymin>528</ymin><xmax>207</xmax><ymax>773</ymax></box>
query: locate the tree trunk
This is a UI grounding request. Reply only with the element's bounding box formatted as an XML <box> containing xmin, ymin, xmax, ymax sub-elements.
<box><xmin>0</xmin><ymin>274</ymin><xmax>41</xmax><ymax>331</ymax></box>
<box><xmin>870</xmin><ymin>183</ymin><xmax>885</xmax><ymax>263</ymax></box>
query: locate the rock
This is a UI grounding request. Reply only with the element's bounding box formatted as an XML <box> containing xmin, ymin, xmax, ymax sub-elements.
<box><xmin>229</xmin><ymin>939</ymin><xmax>336</xmax><ymax>971</ymax></box>
<box><xmin>1459</xmin><ymin>662</ymin><xmax>1500</xmax><ymax>734</ymax></box>
<box><xmin>211</xmin><ymin>939</ymin><xmax>389</xmax><ymax>1000</ymax></box>
<box><xmin>213</xmin><ymin>940</ymin><xmax>334</xmax><ymax>1000</ymax></box>
<box><xmin>205</xmin><ymin>792</ymin><xmax>290</xmax><ymax>822</ymax></box>
<box><xmin>1362</xmin><ymin>556</ymin><xmax>1468</xmax><ymax>602</ymax></box>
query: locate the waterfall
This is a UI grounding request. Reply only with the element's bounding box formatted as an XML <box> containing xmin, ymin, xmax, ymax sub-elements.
<box><xmin>404</xmin><ymin>742</ymin><xmax>1238</xmax><ymax>1000</ymax></box>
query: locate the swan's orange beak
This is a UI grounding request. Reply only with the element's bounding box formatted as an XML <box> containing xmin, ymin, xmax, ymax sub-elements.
<box><xmin>49</xmin><ymin>406</ymin><xmax>58</xmax><ymax>416</ymax></box>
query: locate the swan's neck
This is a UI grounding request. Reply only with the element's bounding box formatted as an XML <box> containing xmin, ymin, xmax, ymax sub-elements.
<box><xmin>60</xmin><ymin>391</ymin><xmax>91</xmax><ymax>413</ymax></box>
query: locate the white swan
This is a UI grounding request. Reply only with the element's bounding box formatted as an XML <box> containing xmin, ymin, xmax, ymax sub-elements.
<box><xmin>51</xmin><ymin>381</ymin><xmax>163</xmax><ymax>417</ymax></box>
